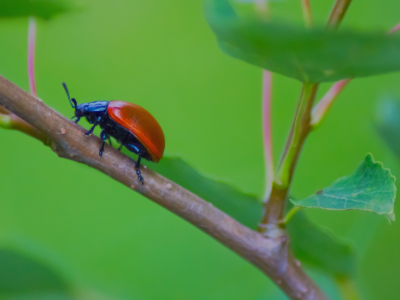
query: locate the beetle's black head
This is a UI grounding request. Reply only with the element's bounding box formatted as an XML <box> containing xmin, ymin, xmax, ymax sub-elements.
<box><xmin>74</xmin><ymin>103</ymin><xmax>89</xmax><ymax>118</ymax></box>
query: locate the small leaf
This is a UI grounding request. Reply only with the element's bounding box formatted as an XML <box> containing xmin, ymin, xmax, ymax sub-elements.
<box><xmin>291</xmin><ymin>154</ymin><xmax>396</xmax><ymax>219</ymax></box>
<box><xmin>0</xmin><ymin>248</ymin><xmax>71</xmax><ymax>296</ymax></box>
<box><xmin>205</xmin><ymin>0</ymin><xmax>400</xmax><ymax>82</ymax></box>
<box><xmin>0</xmin><ymin>0</ymin><xmax>71</xmax><ymax>20</ymax></box>
<box><xmin>287</xmin><ymin>205</ymin><xmax>355</xmax><ymax>277</ymax></box>
<box><xmin>140</xmin><ymin>155</ymin><xmax>356</xmax><ymax>277</ymax></box>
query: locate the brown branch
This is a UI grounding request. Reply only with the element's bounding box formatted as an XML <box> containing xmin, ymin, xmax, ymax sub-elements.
<box><xmin>0</xmin><ymin>75</ymin><xmax>328</xmax><ymax>299</ymax></box>
<box><xmin>0</xmin><ymin>105</ymin><xmax>49</xmax><ymax>144</ymax></box>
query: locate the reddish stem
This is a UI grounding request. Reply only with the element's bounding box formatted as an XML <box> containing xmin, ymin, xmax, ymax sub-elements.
<box><xmin>28</xmin><ymin>17</ymin><xmax>37</xmax><ymax>97</ymax></box>
<box><xmin>311</xmin><ymin>79</ymin><xmax>351</xmax><ymax>127</ymax></box>
<box><xmin>389</xmin><ymin>22</ymin><xmax>400</xmax><ymax>34</ymax></box>
<box><xmin>301</xmin><ymin>0</ymin><xmax>313</xmax><ymax>27</ymax></box>
<box><xmin>262</xmin><ymin>70</ymin><xmax>274</xmax><ymax>200</ymax></box>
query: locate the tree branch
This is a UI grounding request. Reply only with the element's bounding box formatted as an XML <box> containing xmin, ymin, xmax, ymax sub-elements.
<box><xmin>0</xmin><ymin>105</ymin><xmax>48</xmax><ymax>144</ymax></box>
<box><xmin>0</xmin><ymin>75</ymin><xmax>327</xmax><ymax>300</ymax></box>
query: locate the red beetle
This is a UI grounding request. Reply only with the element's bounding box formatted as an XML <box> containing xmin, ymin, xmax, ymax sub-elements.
<box><xmin>62</xmin><ymin>83</ymin><xmax>165</xmax><ymax>184</ymax></box>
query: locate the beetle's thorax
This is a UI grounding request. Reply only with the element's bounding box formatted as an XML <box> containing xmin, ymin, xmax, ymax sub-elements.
<box><xmin>75</xmin><ymin>101</ymin><xmax>109</xmax><ymax>119</ymax></box>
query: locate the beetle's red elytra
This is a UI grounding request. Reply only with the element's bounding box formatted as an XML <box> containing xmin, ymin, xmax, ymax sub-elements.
<box><xmin>107</xmin><ymin>101</ymin><xmax>165</xmax><ymax>162</ymax></box>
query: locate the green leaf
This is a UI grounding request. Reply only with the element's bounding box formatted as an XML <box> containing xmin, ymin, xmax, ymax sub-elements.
<box><xmin>0</xmin><ymin>0</ymin><xmax>71</xmax><ymax>20</ymax></box>
<box><xmin>287</xmin><ymin>206</ymin><xmax>355</xmax><ymax>277</ymax></box>
<box><xmin>290</xmin><ymin>154</ymin><xmax>396</xmax><ymax>219</ymax></box>
<box><xmin>0</xmin><ymin>248</ymin><xmax>71</xmax><ymax>297</ymax></box>
<box><xmin>375</xmin><ymin>96</ymin><xmax>400</xmax><ymax>158</ymax></box>
<box><xmin>205</xmin><ymin>0</ymin><xmax>400</xmax><ymax>82</ymax></box>
<box><xmin>141</xmin><ymin>155</ymin><xmax>356</xmax><ymax>277</ymax></box>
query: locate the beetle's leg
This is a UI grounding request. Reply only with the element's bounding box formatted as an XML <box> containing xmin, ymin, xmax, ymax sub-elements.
<box><xmin>118</xmin><ymin>142</ymin><xmax>123</xmax><ymax>151</ymax></box>
<box><xmin>84</xmin><ymin>116</ymin><xmax>101</xmax><ymax>136</ymax></box>
<box><xmin>99</xmin><ymin>130</ymin><xmax>107</xmax><ymax>158</ymax></box>
<box><xmin>74</xmin><ymin>117</ymin><xmax>81</xmax><ymax>124</ymax></box>
<box><xmin>85</xmin><ymin>123</ymin><xmax>97</xmax><ymax>135</ymax></box>
<box><xmin>135</xmin><ymin>154</ymin><xmax>144</xmax><ymax>185</ymax></box>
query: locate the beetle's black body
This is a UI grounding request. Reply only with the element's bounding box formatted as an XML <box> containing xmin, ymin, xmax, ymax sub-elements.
<box><xmin>63</xmin><ymin>84</ymin><xmax>148</xmax><ymax>184</ymax></box>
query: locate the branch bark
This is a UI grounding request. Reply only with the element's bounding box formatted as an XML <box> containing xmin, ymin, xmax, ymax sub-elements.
<box><xmin>0</xmin><ymin>75</ymin><xmax>328</xmax><ymax>300</ymax></box>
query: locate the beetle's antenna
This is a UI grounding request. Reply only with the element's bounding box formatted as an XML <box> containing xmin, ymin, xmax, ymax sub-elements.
<box><xmin>62</xmin><ymin>82</ymin><xmax>76</xmax><ymax>109</ymax></box>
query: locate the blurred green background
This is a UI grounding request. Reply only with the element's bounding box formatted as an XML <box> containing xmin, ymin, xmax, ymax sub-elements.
<box><xmin>1</xmin><ymin>0</ymin><xmax>400</xmax><ymax>299</ymax></box>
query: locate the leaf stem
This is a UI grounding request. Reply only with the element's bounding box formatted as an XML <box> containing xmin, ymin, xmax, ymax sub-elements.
<box><xmin>283</xmin><ymin>205</ymin><xmax>301</xmax><ymax>225</ymax></box>
<box><xmin>28</xmin><ymin>16</ymin><xmax>37</xmax><ymax>97</ymax></box>
<box><xmin>254</xmin><ymin>1</ymin><xmax>269</xmax><ymax>19</ymax></box>
<box><xmin>262</xmin><ymin>70</ymin><xmax>274</xmax><ymax>200</ymax></box>
<box><xmin>311</xmin><ymin>78</ymin><xmax>351</xmax><ymax>127</ymax></box>
<box><xmin>389</xmin><ymin>22</ymin><xmax>400</xmax><ymax>34</ymax></box>
<box><xmin>301</xmin><ymin>0</ymin><xmax>313</xmax><ymax>28</ymax></box>
<box><xmin>326</xmin><ymin>0</ymin><xmax>352</xmax><ymax>29</ymax></box>
<box><xmin>336</xmin><ymin>276</ymin><xmax>360</xmax><ymax>300</ymax></box>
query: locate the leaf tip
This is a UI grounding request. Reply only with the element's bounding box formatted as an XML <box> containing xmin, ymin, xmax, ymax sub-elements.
<box><xmin>386</xmin><ymin>211</ymin><xmax>396</xmax><ymax>222</ymax></box>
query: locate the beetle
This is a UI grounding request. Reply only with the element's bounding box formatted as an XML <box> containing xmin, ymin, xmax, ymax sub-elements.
<box><xmin>62</xmin><ymin>82</ymin><xmax>165</xmax><ymax>184</ymax></box>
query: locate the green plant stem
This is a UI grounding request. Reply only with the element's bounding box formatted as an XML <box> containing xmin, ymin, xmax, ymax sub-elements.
<box><xmin>336</xmin><ymin>276</ymin><xmax>359</xmax><ymax>300</ymax></box>
<box><xmin>276</xmin><ymin>83</ymin><xmax>318</xmax><ymax>188</ymax></box>
<box><xmin>326</xmin><ymin>0</ymin><xmax>353</xmax><ymax>29</ymax></box>
<box><xmin>283</xmin><ymin>206</ymin><xmax>301</xmax><ymax>225</ymax></box>
<box><xmin>258</xmin><ymin>0</ymin><xmax>352</xmax><ymax>232</ymax></box>
<box><xmin>258</xmin><ymin>83</ymin><xmax>318</xmax><ymax>229</ymax></box>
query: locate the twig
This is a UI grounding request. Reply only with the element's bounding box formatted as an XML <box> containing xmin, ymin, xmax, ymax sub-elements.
<box><xmin>326</xmin><ymin>0</ymin><xmax>352</xmax><ymax>29</ymax></box>
<box><xmin>262</xmin><ymin>70</ymin><xmax>274</xmax><ymax>201</ymax></box>
<box><xmin>259</xmin><ymin>83</ymin><xmax>318</xmax><ymax>228</ymax></box>
<box><xmin>0</xmin><ymin>75</ymin><xmax>327</xmax><ymax>300</ymax></box>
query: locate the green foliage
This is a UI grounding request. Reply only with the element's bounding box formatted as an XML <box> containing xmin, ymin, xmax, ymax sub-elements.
<box><xmin>205</xmin><ymin>0</ymin><xmax>400</xmax><ymax>82</ymax></box>
<box><xmin>291</xmin><ymin>154</ymin><xmax>396</xmax><ymax>219</ymax></box>
<box><xmin>1</xmin><ymin>0</ymin><xmax>400</xmax><ymax>297</ymax></box>
<box><xmin>146</xmin><ymin>155</ymin><xmax>356</xmax><ymax>278</ymax></box>
<box><xmin>0</xmin><ymin>0</ymin><xmax>71</xmax><ymax>19</ymax></box>
<box><xmin>0</xmin><ymin>248</ymin><xmax>71</xmax><ymax>298</ymax></box>
<box><xmin>376</xmin><ymin>96</ymin><xmax>400</xmax><ymax>158</ymax></box>
<box><xmin>287</xmin><ymin>207</ymin><xmax>355</xmax><ymax>277</ymax></box>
